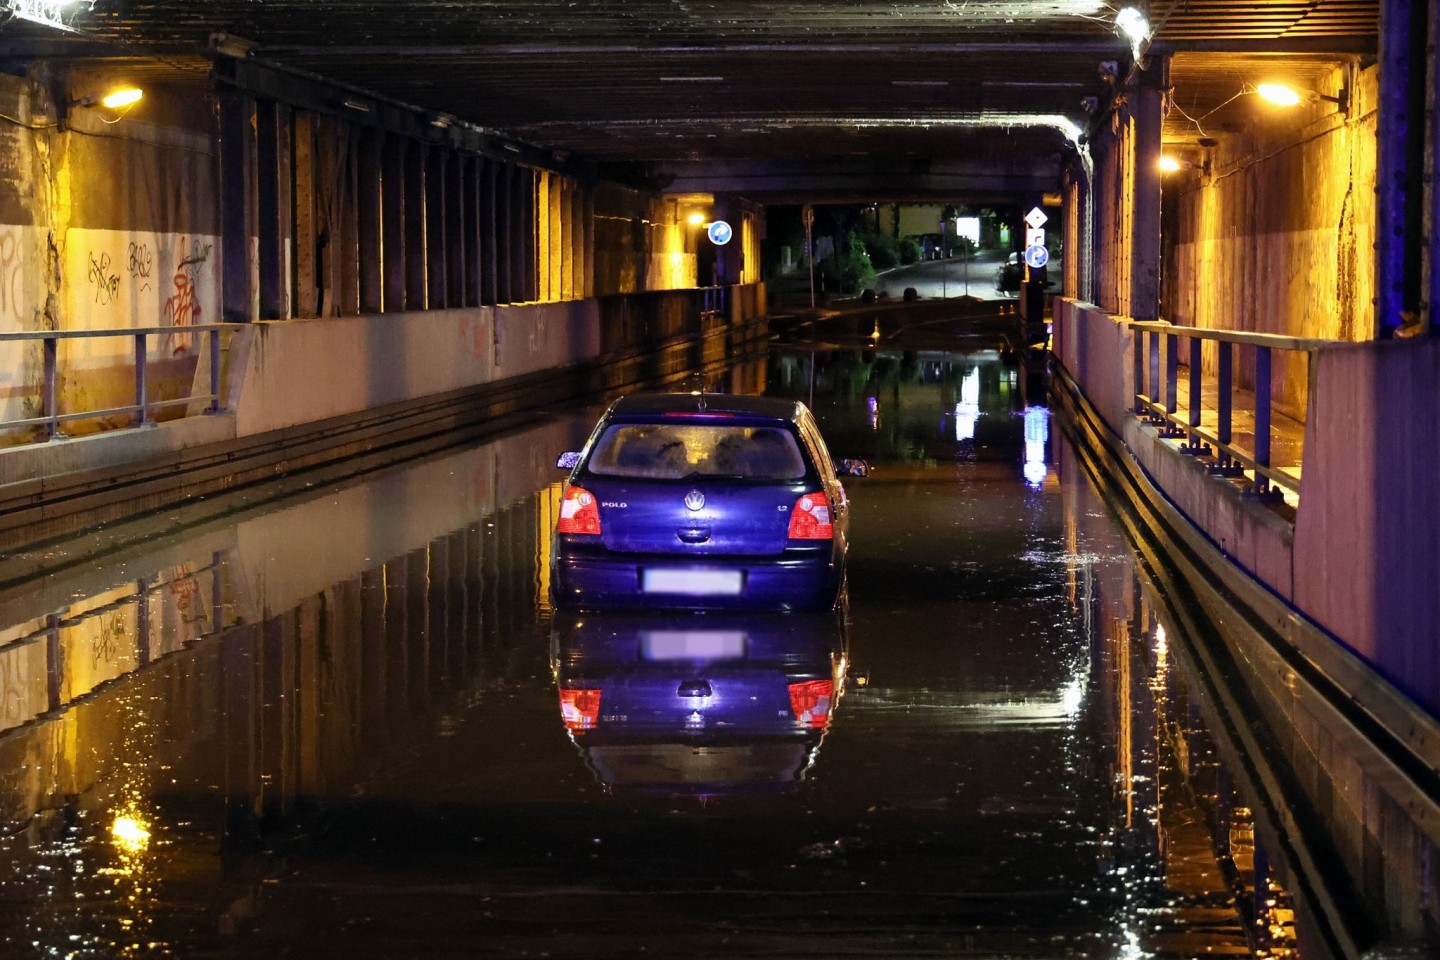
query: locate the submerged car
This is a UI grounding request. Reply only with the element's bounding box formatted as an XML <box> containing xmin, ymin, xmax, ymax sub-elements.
<box><xmin>551</xmin><ymin>392</ymin><xmax>867</xmax><ymax>611</ymax></box>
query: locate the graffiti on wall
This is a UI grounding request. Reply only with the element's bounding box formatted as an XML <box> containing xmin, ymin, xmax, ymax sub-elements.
<box><xmin>87</xmin><ymin>252</ymin><xmax>120</xmax><ymax>305</ymax></box>
<box><xmin>161</xmin><ymin>238</ymin><xmax>212</xmax><ymax>355</ymax></box>
<box><xmin>0</xmin><ymin>229</ymin><xmax>26</xmax><ymax>325</ymax></box>
<box><xmin>461</xmin><ymin>314</ymin><xmax>490</xmax><ymax>364</ymax></box>
<box><xmin>128</xmin><ymin>242</ymin><xmax>153</xmax><ymax>292</ymax></box>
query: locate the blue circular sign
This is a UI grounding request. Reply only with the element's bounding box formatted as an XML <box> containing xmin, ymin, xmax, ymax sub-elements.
<box><xmin>707</xmin><ymin>220</ymin><xmax>733</xmax><ymax>246</ymax></box>
<box><xmin>1024</xmin><ymin>244</ymin><xmax>1049</xmax><ymax>269</ymax></box>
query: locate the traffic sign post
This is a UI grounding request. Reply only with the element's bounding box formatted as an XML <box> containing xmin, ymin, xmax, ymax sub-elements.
<box><xmin>1024</xmin><ymin>245</ymin><xmax>1050</xmax><ymax>270</ymax></box>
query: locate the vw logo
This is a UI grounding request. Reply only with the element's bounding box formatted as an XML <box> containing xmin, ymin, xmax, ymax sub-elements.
<box><xmin>684</xmin><ymin>490</ymin><xmax>706</xmax><ymax>511</ymax></box>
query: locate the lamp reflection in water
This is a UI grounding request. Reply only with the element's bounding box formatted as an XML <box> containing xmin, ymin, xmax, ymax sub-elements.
<box><xmin>954</xmin><ymin>366</ymin><xmax>980</xmax><ymax>442</ymax></box>
<box><xmin>1023</xmin><ymin>406</ymin><xmax>1050</xmax><ymax>487</ymax></box>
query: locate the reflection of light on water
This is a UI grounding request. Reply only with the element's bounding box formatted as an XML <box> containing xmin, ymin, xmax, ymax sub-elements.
<box><xmin>1061</xmin><ymin>675</ymin><xmax>1085</xmax><ymax>717</ymax></box>
<box><xmin>867</xmin><ymin>395</ymin><xmax>879</xmax><ymax>430</ymax></box>
<box><xmin>110</xmin><ymin>815</ymin><xmax>151</xmax><ymax>854</ymax></box>
<box><xmin>1117</xmin><ymin>924</ymin><xmax>1153</xmax><ymax>958</ymax></box>
<box><xmin>955</xmin><ymin>367</ymin><xmax>980</xmax><ymax>441</ymax></box>
<box><xmin>1023</xmin><ymin>406</ymin><xmax>1050</xmax><ymax>487</ymax></box>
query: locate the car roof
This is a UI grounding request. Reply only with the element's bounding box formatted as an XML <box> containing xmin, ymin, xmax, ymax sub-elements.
<box><xmin>605</xmin><ymin>392</ymin><xmax>806</xmax><ymax>424</ymax></box>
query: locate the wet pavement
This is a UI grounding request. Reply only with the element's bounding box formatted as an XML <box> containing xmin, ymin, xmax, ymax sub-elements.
<box><xmin>0</xmin><ymin>340</ymin><xmax>1433</xmax><ymax>958</ymax></box>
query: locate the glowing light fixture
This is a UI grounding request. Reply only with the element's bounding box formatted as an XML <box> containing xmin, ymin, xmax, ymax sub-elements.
<box><xmin>1256</xmin><ymin>83</ymin><xmax>1302</xmax><ymax>107</ymax></box>
<box><xmin>70</xmin><ymin>85</ymin><xmax>143</xmax><ymax>110</ymax></box>
<box><xmin>1114</xmin><ymin>7</ymin><xmax>1151</xmax><ymax>58</ymax></box>
<box><xmin>100</xmin><ymin>87</ymin><xmax>143</xmax><ymax>110</ymax></box>
<box><xmin>1158</xmin><ymin>155</ymin><xmax>1182</xmax><ymax>173</ymax></box>
<box><xmin>686</xmin><ymin>212</ymin><xmax>706</xmax><ymax>226</ymax></box>
<box><xmin>1255</xmin><ymin>82</ymin><xmax>1348</xmax><ymax>115</ymax></box>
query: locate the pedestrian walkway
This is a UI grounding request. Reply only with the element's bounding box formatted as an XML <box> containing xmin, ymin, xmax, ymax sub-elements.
<box><xmin>1149</xmin><ymin>362</ymin><xmax>1305</xmax><ymax>512</ymax></box>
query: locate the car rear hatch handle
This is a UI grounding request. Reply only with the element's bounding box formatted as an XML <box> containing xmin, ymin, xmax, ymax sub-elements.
<box><xmin>676</xmin><ymin>526</ymin><xmax>711</xmax><ymax>544</ymax></box>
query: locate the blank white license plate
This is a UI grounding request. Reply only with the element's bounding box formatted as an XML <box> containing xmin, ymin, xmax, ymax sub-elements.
<box><xmin>642</xmin><ymin>568</ymin><xmax>743</xmax><ymax>596</ymax></box>
<box><xmin>642</xmin><ymin>630</ymin><xmax>747</xmax><ymax>660</ymax></box>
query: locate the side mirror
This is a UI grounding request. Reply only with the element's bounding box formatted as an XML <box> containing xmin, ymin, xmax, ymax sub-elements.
<box><xmin>556</xmin><ymin>451</ymin><xmax>581</xmax><ymax>470</ymax></box>
<box><xmin>836</xmin><ymin>458</ymin><xmax>869</xmax><ymax>478</ymax></box>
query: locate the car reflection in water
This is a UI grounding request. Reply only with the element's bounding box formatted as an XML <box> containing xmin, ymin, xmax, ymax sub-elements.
<box><xmin>551</xmin><ymin>610</ymin><xmax>848</xmax><ymax>796</ymax></box>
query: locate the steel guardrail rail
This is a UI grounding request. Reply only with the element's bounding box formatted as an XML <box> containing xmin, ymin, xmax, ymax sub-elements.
<box><xmin>0</xmin><ymin>324</ymin><xmax>244</xmax><ymax>442</ymax></box>
<box><xmin>1124</xmin><ymin>319</ymin><xmax>1334</xmax><ymax>502</ymax></box>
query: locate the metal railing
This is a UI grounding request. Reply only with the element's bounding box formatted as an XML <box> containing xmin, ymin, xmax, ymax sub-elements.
<box><xmin>1129</xmin><ymin>321</ymin><xmax>1331</xmax><ymax>500</ymax></box>
<box><xmin>0</xmin><ymin>324</ymin><xmax>241</xmax><ymax>442</ymax></box>
<box><xmin>700</xmin><ymin>285</ymin><xmax>728</xmax><ymax>319</ymax></box>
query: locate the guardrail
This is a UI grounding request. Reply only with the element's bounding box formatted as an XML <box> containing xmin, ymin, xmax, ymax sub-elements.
<box><xmin>1129</xmin><ymin>321</ymin><xmax>1328</xmax><ymax>500</ymax></box>
<box><xmin>0</xmin><ymin>324</ymin><xmax>242</xmax><ymax>442</ymax></box>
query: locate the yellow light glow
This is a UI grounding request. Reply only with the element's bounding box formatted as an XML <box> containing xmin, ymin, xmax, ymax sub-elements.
<box><xmin>1256</xmin><ymin>83</ymin><xmax>1302</xmax><ymax>107</ymax></box>
<box><xmin>101</xmin><ymin>87</ymin><xmax>143</xmax><ymax>110</ymax></box>
<box><xmin>1158</xmin><ymin>155</ymin><xmax>1181</xmax><ymax>173</ymax></box>
<box><xmin>111</xmin><ymin>814</ymin><xmax>151</xmax><ymax>853</ymax></box>
<box><xmin>686</xmin><ymin>212</ymin><xmax>706</xmax><ymax>227</ymax></box>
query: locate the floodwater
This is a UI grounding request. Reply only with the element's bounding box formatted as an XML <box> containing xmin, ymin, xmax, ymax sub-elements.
<box><xmin>0</xmin><ymin>348</ymin><xmax>1432</xmax><ymax>958</ymax></box>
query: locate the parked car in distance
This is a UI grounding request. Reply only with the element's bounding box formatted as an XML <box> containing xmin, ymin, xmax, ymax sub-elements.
<box><xmin>995</xmin><ymin>251</ymin><xmax>1023</xmax><ymax>295</ymax></box>
<box><xmin>552</xmin><ymin>392</ymin><xmax>868</xmax><ymax>612</ymax></box>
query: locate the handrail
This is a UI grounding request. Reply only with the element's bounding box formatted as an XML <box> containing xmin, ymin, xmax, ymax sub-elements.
<box><xmin>1123</xmin><ymin>319</ymin><xmax>1335</xmax><ymax>502</ymax></box>
<box><xmin>0</xmin><ymin>323</ymin><xmax>245</xmax><ymax>444</ymax></box>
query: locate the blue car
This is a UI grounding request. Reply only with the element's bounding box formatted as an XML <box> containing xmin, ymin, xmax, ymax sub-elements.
<box><xmin>552</xmin><ymin>610</ymin><xmax>848</xmax><ymax>795</ymax></box>
<box><xmin>552</xmin><ymin>393</ymin><xmax>867</xmax><ymax>611</ymax></box>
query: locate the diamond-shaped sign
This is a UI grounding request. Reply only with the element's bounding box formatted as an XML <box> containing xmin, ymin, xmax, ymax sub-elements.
<box><xmin>1024</xmin><ymin>206</ymin><xmax>1048</xmax><ymax>229</ymax></box>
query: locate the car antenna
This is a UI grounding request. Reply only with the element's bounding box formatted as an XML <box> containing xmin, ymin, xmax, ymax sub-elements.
<box><xmin>690</xmin><ymin>373</ymin><xmax>707</xmax><ymax>412</ymax></box>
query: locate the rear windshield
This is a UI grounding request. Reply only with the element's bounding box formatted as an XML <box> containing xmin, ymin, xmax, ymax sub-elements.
<box><xmin>586</xmin><ymin>423</ymin><xmax>808</xmax><ymax>481</ymax></box>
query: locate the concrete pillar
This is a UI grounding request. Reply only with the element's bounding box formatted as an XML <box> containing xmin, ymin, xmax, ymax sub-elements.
<box><xmin>496</xmin><ymin>162</ymin><xmax>513</xmax><ymax>304</ymax></box>
<box><xmin>582</xmin><ymin>184</ymin><xmax>595</xmax><ymax>299</ymax></box>
<box><xmin>380</xmin><ymin>133</ymin><xmax>407</xmax><ymax>312</ymax></box>
<box><xmin>357</xmin><ymin>129</ymin><xmax>383</xmax><ymax>314</ymax></box>
<box><xmin>481</xmin><ymin>160</ymin><xmax>498</xmax><ymax>306</ymax></box>
<box><xmin>1129</xmin><ymin>54</ymin><xmax>1167</xmax><ymax>322</ymax></box>
<box><xmin>254</xmin><ymin>99</ymin><xmax>286</xmax><ymax>320</ymax></box>
<box><xmin>712</xmin><ymin>195</ymin><xmax>737</xmax><ymax>287</ymax></box>
<box><xmin>293</xmin><ymin>111</ymin><xmax>319</xmax><ymax>318</ymax></box>
<box><xmin>447</xmin><ymin>153</ymin><xmax>467</xmax><ymax>309</ymax></box>
<box><xmin>425</xmin><ymin>145</ymin><xmax>448</xmax><ymax>309</ymax></box>
<box><xmin>405</xmin><ymin>141</ymin><xmax>428</xmax><ymax>309</ymax></box>
<box><xmin>354</xmin><ymin>127</ymin><xmax>383</xmax><ymax>313</ymax></box>
<box><xmin>1376</xmin><ymin>0</ymin><xmax>1432</xmax><ymax>335</ymax></box>
<box><xmin>536</xmin><ymin>171</ymin><xmax>552</xmax><ymax>301</ymax></box>
<box><xmin>219</xmin><ymin>91</ymin><xmax>255</xmax><ymax>323</ymax></box>
<box><xmin>337</xmin><ymin>125</ymin><xmax>360</xmax><ymax>317</ymax></box>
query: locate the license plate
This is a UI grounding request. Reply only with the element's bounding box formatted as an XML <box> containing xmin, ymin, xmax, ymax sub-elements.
<box><xmin>642</xmin><ymin>630</ymin><xmax>746</xmax><ymax>660</ymax></box>
<box><xmin>642</xmin><ymin>568</ymin><xmax>743</xmax><ymax>596</ymax></box>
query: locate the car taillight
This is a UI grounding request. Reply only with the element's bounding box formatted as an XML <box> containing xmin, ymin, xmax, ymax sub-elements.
<box><xmin>788</xmin><ymin>679</ymin><xmax>834</xmax><ymax>728</ymax></box>
<box><xmin>557</xmin><ymin>484</ymin><xmax>601</xmax><ymax>535</ymax></box>
<box><xmin>559</xmin><ymin>688</ymin><xmax>602</xmax><ymax>732</ymax></box>
<box><xmin>787</xmin><ymin>491</ymin><xmax>833</xmax><ymax>539</ymax></box>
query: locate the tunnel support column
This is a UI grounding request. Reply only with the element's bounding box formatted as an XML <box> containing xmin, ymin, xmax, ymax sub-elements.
<box><xmin>1376</xmin><ymin>0</ymin><xmax>1432</xmax><ymax>336</ymax></box>
<box><xmin>1130</xmin><ymin>54</ymin><xmax>1168</xmax><ymax>323</ymax></box>
<box><xmin>219</xmin><ymin>92</ymin><xmax>256</xmax><ymax>323</ymax></box>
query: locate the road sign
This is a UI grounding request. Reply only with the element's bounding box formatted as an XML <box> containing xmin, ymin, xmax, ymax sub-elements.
<box><xmin>707</xmin><ymin>220</ymin><xmax>733</xmax><ymax>245</ymax></box>
<box><xmin>1024</xmin><ymin>244</ymin><xmax>1050</xmax><ymax>269</ymax></box>
<box><xmin>1024</xmin><ymin>207</ymin><xmax>1048</xmax><ymax>229</ymax></box>
<box><xmin>1025</xmin><ymin>228</ymin><xmax>1046</xmax><ymax>249</ymax></box>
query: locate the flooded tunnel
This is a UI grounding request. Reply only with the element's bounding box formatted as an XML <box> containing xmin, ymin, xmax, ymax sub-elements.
<box><xmin>0</xmin><ymin>331</ymin><xmax>1426</xmax><ymax>959</ymax></box>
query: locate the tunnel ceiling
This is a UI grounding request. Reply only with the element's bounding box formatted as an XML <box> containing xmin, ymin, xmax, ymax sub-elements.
<box><xmin>0</xmin><ymin>1</ymin><xmax>1378</xmax><ymax>196</ymax></box>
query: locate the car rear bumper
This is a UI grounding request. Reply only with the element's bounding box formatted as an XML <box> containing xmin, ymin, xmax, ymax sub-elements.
<box><xmin>552</xmin><ymin>551</ymin><xmax>842</xmax><ymax>611</ymax></box>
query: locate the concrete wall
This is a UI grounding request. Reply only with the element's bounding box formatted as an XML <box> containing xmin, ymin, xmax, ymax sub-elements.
<box><xmin>231</xmin><ymin>301</ymin><xmax>602</xmax><ymax>436</ymax></box>
<box><xmin>1294</xmin><ymin>338</ymin><xmax>1440</xmax><ymax>711</ymax></box>
<box><xmin>1056</xmin><ymin>296</ymin><xmax>1440</xmax><ymax>718</ymax></box>
<box><xmin>0</xmin><ymin>71</ymin><xmax>221</xmax><ymax>431</ymax></box>
<box><xmin>1160</xmin><ymin>64</ymin><xmax>1377</xmax><ymax>418</ymax></box>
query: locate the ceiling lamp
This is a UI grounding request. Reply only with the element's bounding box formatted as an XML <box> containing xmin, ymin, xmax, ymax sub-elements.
<box><xmin>1114</xmin><ymin>7</ymin><xmax>1151</xmax><ymax>59</ymax></box>
<box><xmin>70</xmin><ymin>85</ymin><xmax>143</xmax><ymax>111</ymax></box>
<box><xmin>1256</xmin><ymin>82</ymin><xmax>1348</xmax><ymax>115</ymax></box>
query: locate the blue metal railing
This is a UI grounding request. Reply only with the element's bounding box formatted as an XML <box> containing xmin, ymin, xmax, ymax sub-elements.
<box><xmin>1128</xmin><ymin>321</ymin><xmax>1330</xmax><ymax>500</ymax></box>
<box><xmin>0</xmin><ymin>324</ymin><xmax>242</xmax><ymax>442</ymax></box>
